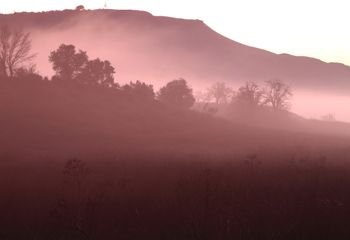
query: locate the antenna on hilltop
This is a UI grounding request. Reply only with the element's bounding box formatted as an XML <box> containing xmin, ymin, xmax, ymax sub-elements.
<box><xmin>104</xmin><ymin>0</ymin><xmax>107</xmax><ymax>9</ymax></box>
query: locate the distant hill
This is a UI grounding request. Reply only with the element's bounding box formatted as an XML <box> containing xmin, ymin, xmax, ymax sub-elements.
<box><xmin>1</xmin><ymin>9</ymin><xmax>350</xmax><ymax>94</ymax></box>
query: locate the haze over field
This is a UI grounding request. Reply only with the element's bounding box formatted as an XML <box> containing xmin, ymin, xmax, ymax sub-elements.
<box><xmin>2</xmin><ymin>3</ymin><xmax>350</xmax><ymax>240</ymax></box>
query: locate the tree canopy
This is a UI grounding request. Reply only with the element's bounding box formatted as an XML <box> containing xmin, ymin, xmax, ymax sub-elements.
<box><xmin>49</xmin><ymin>44</ymin><xmax>88</xmax><ymax>82</ymax></box>
<box><xmin>49</xmin><ymin>44</ymin><xmax>116</xmax><ymax>87</ymax></box>
<box><xmin>77</xmin><ymin>58</ymin><xmax>115</xmax><ymax>87</ymax></box>
<box><xmin>123</xmin><ymin>81</ymin><xmax>155</xmax><ymax>101</ymax></box>
<box><xmin>157</xmin><ymin>78</ymin><xmax>195</xmax><ymax>109</ymax></box>
<box><xmin>234</xmin><ymin>81</ymin><xmax>263</xmax><ymax>107</ymax></box>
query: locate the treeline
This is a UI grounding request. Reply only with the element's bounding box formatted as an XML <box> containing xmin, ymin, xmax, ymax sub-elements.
<box><xmin>0</xmin><ymin>25</ymin><xmax>196</xmax><ymax>109</ymax></box>
<box><xmin>0</xmin><ymin>26</ymin><xmax>293</xmax><ymax>113</ymax></box>
<box><xmin>198</xmin><ymin>80</ymin><xmax>292</xmax><ymax>114</ymax></box>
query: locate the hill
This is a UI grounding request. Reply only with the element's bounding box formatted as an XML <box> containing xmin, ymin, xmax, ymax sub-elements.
<box><xmin>2</xmin><ymin>9</ymin><xmax>350</xmax><ymax>240</ymax></box>
<box><xmin>0</xmin><ymin>77</ymin><xmax>254</xmax><ymax>159</ymax></box>
<box><xmin>1</xmin><ymin>75</ymin><xmax>350</xmax><ymax>240</ymax></box>
<box><xmin>0</xmin><ymin>9</ymin><xmax>350</xmax><ymax>94</ymax></box>
<box><xmin>1</xmin><ymin>76</ymin><xmax>349</xmax><ymax>160</ymax></box>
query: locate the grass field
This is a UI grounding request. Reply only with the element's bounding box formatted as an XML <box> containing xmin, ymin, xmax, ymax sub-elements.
<box><xmin>1</xmin><ymin>77</ymin><xmax>350</xmax><ymax>239</ymax></box>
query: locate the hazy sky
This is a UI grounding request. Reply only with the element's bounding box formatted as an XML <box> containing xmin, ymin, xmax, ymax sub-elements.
<box><xmin>1</xmin><ymin>0</ymin><xmax>350</xmax><ymax>66</ymax></box>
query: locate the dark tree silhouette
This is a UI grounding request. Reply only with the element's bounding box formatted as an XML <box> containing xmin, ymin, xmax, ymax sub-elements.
<box><xmin>207</xmin><ymin>82</ymin><xmax>232</xmax><ymax>104</ymax></box>
<box><xmin>263</xmin><ymin>78</ymin><xmax>292</xmax><ymax>111</ymax></box>
<box><xmin>49</xmin><ymin>44</ymin><xmax>116</xmax><ymax>87</ymax></box>
<box><xmin>123</xmin><ymin>80</ymin><xmax>155</xmax><ymax>101</ymax></box>
<box><xmin>75</xmin><ymin>5</ymin><xmax>85</xmax><ymax>11</ymax></box>
<box><xmin>233</xmin><ymin>81</ymin><xmax>263</xmax><ymax>107</ymax></box>
<box><xmin>49</xmin><ymin>44</ymin><xmax>88</xmax><ymax>82</ymax></box>
<box><xmin>78</xmin><ymin>58</ymin><xmax>115</xmax><ymax>87</ymax></box>
<box><xmin>157</xmin><ymin>78</ymin><xmax>195</xmax><ymax>109</ymax></box>
<box><xmin>14</xmin><ymin>65</ymin><xmax>44</xmax><ymax>81</ymax></box>
<box><xmin>0</xmin><ymin>25</ymin><xmax>35</xmax><ymax>78</ymax></box>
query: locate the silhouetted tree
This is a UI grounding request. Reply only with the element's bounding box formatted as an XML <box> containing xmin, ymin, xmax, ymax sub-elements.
<box><xmin>75</xmin><ymin>5</ymin><xmax>85</xmax><ymax>11</ymax></box>
<box><xmin>233</xmin><ymin>81</ymin><xmax>263</xmax><ymax>107</ymax></box>
<box><xmin>123</xmin><ymin>80</ymin><xmax>155</xmax><ymax>101</ymax></box>
<box><xmin>49</xmin><ymin>44</ymin><xmax>116</xmax><ymax>87</ymax></box>
<box><xmin>77</xmin><ymin>58</ymin><xmax>115</xmax><ymax>87</ymax></box>
<box><xmin>49</xmin><ymin>44</ymin><xmax>88</xmax><ymax>82</ymax></box>
<box><xmin>263</xmin><ymin>79</ymin><xmax>292</xmax><ymax>111</ymax></box>
<box><xmin>157</xmin><ymin>78</ymin><xmax>195</xmax><ymax>109</ymax></box>
<box><xmin>207</xmin><ymin>82</ymin><xmax>233</xmax><ymax>104</ymax></box>
<box><xmin>0</xmin><ymin>25</ymin><xmax>35</xmax><ymax>78</ymax></box>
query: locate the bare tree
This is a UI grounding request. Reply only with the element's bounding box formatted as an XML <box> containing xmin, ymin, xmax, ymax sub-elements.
<box><xmin>263</xmin><ymin>79</ymin><xmax>292</xmax><ymax>111</ymax></box>
<box><xmin>207</xmin><ymin>82</ymin><xmax>233</xmax><ymax>104</ymax></box>
<box><xmin>233</xmin><ymin>81</ymin><xmax>263</xmax><ymax>107</ymax></box>
<box><xmin>0</xmin><ymin>25</ymin><xmax>36</xmax><ymax>78</ymax></box>
<box><xmin>194</xmin><ymin>90</ymin><xmax>210</xmax><ymax>103</ymax></box>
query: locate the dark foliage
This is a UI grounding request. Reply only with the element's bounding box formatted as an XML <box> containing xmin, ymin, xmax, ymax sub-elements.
<box><xmin>14</xmin><ymin>66</ymin><xmax>45</xmax><ymax>81</ymax></box>
<box><xmin>233</xmin><ymin>81</ymin><xmax>263</xmax><ymax>108</ymax></box>
<box><xmin>158</xmin><ymin>78</ymin><xmax>195</xmax><ymax>109</ymax></box>
<box><xmin>122</xmin><ymin>80</ymin><xmax>155</xmax><ymax>102</ymax></box>
<box><xmin>49</xmin><ymin>44</ymin><xmax>88</xmax><ymax>82</ymax></box>
<box><xmin>49</xmin><ymin>44</ymin><xmax>116</xmax><ymax>87</ymax></box>
<box><xmin>0</xmin><ymin>21</ymin><xmax>349</xmax><ymax>239</ymax></box>
<box><xmin>77</xmin><ymin>58</ymin><xmax>115</xmax><ymax>87</ymax></box>
<box><xmin>1</xmin><ymin>73</ymin><xmax>350</xmax><ymax>239</ymax></box>
<box><xmin>1</xmin><ymin>153</ymin><xmax>350</xmax><ymax>240</ymax></box>
<box><xmin>75</xmin><ymin>5</ymin><xmax>85</xmax><ymax>11</ymax></box>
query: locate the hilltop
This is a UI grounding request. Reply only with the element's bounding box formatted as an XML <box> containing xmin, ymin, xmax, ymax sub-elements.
<box><xmin>0</xmin><ymin>9</ymin><xmax>350</xmax><ymax>94</ymax></box>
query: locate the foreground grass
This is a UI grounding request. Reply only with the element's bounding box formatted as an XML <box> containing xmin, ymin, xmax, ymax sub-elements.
<box><xmin>1</xmin><ymin>77</ymin><xmax>350</xmax><ymax>239</ymax></box>
<box><xmin>1</xmin><ymin>149</ymin><xmax>350</xmax><ymax>240</ymax></box>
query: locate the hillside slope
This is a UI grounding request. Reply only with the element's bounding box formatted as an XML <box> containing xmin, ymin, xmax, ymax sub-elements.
<box><xmin>1</xmin><ymin>77</ymin><xmax>350</xmax><ymax>160</ymax></box>
<box><xmin>1</xmin><ymin>9</ymin><xmax>350</xmax><ymax>93</ymax></box>
<box><xmin>0</xmin><ymin>77</ymin><xmax>258</xmax><ymax>159</ymax></box>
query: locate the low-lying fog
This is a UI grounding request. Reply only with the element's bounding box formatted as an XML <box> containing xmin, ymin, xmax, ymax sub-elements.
<box><xmin>293</xmin><ymin>91</ymin><xmax>350</xmax><ymax>122</ymax></box>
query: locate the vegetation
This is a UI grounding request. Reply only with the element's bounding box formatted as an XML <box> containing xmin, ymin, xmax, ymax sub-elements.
<box><xmin>49</xmin><ymin>44</ymin><xmax>116</xmax><ymax>87</ymax></box>
<box><xmin>0</xmin><ymin>25</ymin><xmax>35</xmax><ymax>77</ymax></box>
<box><xmin>1</xmin><ymin>151</ymin><xmax>350</xmax><ymax>240</ymax></box>
<box><xmin>263</xmin><ymin>78</ymin><xmax>293</xmax><ymax>111</ymax></box>
<box><xmin>157</xmin><ymin>78</ymin><xmax>195</xmax><ymax>109</ymax></box>
<box><xmin>233</xmin><ymin>81</ymin><xmax>263</xmax><ymax>108</ymax></box>
<box><xmin>49</xmin><ymin>44</ymin><xmax>88</xmax><ymax>82</ymax></box>
<box><xmin>207</xmin><ymin>82</ymin><xmax>233</xmax><ymax>105</ymax></box>
<box><xmin>122</xmin><ymin>80</ymin><xmax>155</xmax><ymax>102</ymax></box>
<box><xmin>1</xmin><ymin>26</ymin><xmax>350</xmax><ymax>240</ymax></box>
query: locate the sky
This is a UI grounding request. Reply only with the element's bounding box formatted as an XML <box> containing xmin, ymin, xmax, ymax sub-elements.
<box><xmin>1</xmin><ymin>0</ymin><xmax>350</xmax><ymax>66</ymax></box>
